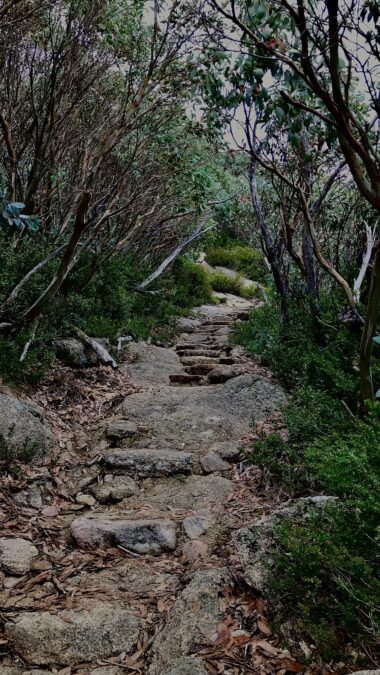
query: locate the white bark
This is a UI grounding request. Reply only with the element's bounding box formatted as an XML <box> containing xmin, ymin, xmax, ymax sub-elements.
<box><xmin>73</xmin><ymin>327</ymin><xmax>118</xmax><ymax>369</ymax></box>
<box><xmin>353</xmin><ymin>222</ymin><xmax>377</xmax><ymax>304</ymax></box>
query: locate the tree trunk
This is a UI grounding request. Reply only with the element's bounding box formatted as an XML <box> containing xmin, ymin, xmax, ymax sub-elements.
<box><xmin>359</xmin><ymin>240</ymin><xmax>380</xmax><ymax>402</ymax></box>
<box><xmin>20</xmin><ymin>191</ymin><xmax>91</xmax><ymax>327</ymax></box>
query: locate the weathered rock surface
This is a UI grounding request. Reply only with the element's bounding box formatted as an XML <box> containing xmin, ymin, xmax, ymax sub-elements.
<box><xmin>126</xmin><ymin>475</ymin><xmax>234</xmax><ymax>511</ymax></box>
<box><xmin>106</xmin><ymin>419</ymin><xmax>138</xmax><ymax>443</ymax></box>
<box><xmin>200</xmin><ymin>451</ymin><xmax>230</xmax><ymax>473</ymax></box>
<box><xmin>0</xmin><ymin>395</ymin><xmax>54</xmax><ymax>460</ymax></box>
<box><xmin>182</xmin><ymin>540</ymin><xmax>208</xmax><ymax>563</ymax></box>
<box><xmin>104</xmin><ymin>448</ymin><xmax>193</xmax><ymax>476</ymax></box>
<box><xmin>71</xmin><ymin>516</ymin><xmax>177</xmax><ymax>554</ymax></box>
<box><xmin>163</xmin><ymin>657</ymin><xmax>208</xmax><ymax>675</ymax></box>
<box><xmin>5</xmin><ymin>603</ymin><xmax>140</xmax><ymax>665</ymax></box>
<box><xmin>123</xmin><ymin>342</ymin><xmax>182</xmax><ymax>385</ymax></box>
<box><xmin>175</xmin><ymin>317</ymin><xmax>202</xmax><ymax>333</ymax></box>
<box><xmin>183</xmin><ymin>509</ymin><xmax>214</xmax><ymax>539</ymax></box>
<box><xmin>0</xmin><ymin>538</ymin><xmax>38</xmax><ymax>575</ymax></box>
<box><xmin>89</xmin><ymin>668</ymin><xmax>125</xmax><ymax>675</ymax></box>
<box><xmin>236</xmin><ymin>496</ymin><xmax>337</xmax><ymax>592</ymax></box>
<box><xmin>149</xmin><ymin>568</ymin><xmax>227</xmax><ymax>674</ymax></box>
<box><xmin>90</xmin><ymin>475</ymin><xmax>139</xmax><ymax>502</ymax></box>
<box><xmin>120</xmin><ymin>374</ymin><xmax>285</xmax><ymax>450</ymax></box>
<box><xmin>207</xmin><ymin>364</ymin><xmax>248</xmax><ymax>383</ymax></box>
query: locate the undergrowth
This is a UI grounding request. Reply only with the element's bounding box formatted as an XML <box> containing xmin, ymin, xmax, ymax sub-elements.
<box><xmin>236</xmin><ymin>296</ymin><xmax>380</xmax><ymax>665</ymax></box>
<box><xmin>0</xmin><ymin>232</ymin><xmax>213</xmax><ymax>384</ymax></box>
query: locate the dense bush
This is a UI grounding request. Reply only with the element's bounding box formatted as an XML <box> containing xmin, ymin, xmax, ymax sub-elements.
<box><xmin>0</xmin><ymin>244</ymin><xmax>212</xmax><ymax>384</ymax></box>
<box><xmin>205</xmin><ymin>244</ymin><xmax>267</xmax><ymax>282</ymax></box>
<box><xmin>237</xmin><ymin>297</ymin><xmax>380</xmax><ymax>663</ymax></box>
<box><xmin>208</xmin><ymin>271</ymin><xmax>256</xmax><ymax>298</ymax></box>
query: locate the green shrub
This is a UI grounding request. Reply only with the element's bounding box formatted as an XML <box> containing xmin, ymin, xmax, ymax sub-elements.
<box><xmin>208</xmin><ymin>271</ymin><xmax>256</xmax><ymax>298</ymax></box>
<box><xmin>271</xmin><ymin>503</ymin><xmax>380</xmax><ymax>661</ymax></box>
<box><xmin>205</xmin><ymin>244</ymin><xmax>266</xmax><ymax>282</ymax></box>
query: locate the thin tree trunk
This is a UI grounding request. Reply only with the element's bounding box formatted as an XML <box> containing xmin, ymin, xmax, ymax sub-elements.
<box><xmin>20</xmin><ymin>191</ymin><xmax>91</xmax><ymax>326</ymax></box>
<box><xmin>359</xmin><ymin>240</ymin><xmax>380</xmax><ymax>402</ymax></box>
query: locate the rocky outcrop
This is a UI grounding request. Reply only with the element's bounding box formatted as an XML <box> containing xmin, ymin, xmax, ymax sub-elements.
<box><xmin>0</xmin><ymin>394</ymin><xmax>54</xmax><ymax>460</ymax></box>
<box><xmin>235</xmin><ymin>496</ymin><xmax>337</xmax><ymax>592</ymax></box>
<box><xmin>54</xmin><ymin>337</ymin><xmax>111</xmax><ymax>367</ymax></box>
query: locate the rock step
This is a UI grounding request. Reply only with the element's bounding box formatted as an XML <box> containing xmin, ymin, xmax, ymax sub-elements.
<box><xmin>176</xmin><ymin>349</ymin><xmax>222</xmax><ymax>358</ymax></box>
<box><xmin>201</xmin><ymin>320</ymin><xmax>233</xmax><ymax>327</ymax></box>
<box><xmin>169</xmin><ymin>373</ymin><xmax>203</xmax><ymax>385</ymax></box>
<box><xmin>175</xmin><ymin>342</ymin><xmax>222</xmax><ymax>351</ymax></box>
<box><xmin>71</xmin><ymin>516</ymin><xmax>177</xmax><ymax>554</ymax></box>
<box><xmin>104</xmin><ymin>448</ymin><xmax>193</xmax><ymax>476</ymax></box>
<box><xmin>180</xmin><ymin>356</ymin><xmax>221</xmax><ymax>366</ymax></box>
<box><xmin>184</xmin><ymin>363</ymin><xmax>217</xmax><ymax>375</ymax></box>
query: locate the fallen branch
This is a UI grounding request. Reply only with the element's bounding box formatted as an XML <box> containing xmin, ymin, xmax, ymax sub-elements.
<box><xmin>73</xmin><ymin>327</ymin><xmax>118</xmax><ymax>369</ymax></box>
<box><xmin>136</xmin><ymin>216</ymin><xmax>215</xmax><ymax>291</ymax></box>
<box><xmin>353</xmin><ymin>221</ymin><xmax>376</xmax><ymax>303</ymax></box>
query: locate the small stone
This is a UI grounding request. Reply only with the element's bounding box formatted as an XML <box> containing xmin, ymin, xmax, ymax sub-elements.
<box><xmin>30</xmin><ymin>559</ymin><xmax>52</xmax><ymax>572</ymax></box>
<box><xmin>183</xmin><ymin>509</ymin><xmax>214</xmax><ymax>539</ymax></box>
<box><xmin>106</xmin><ymin>419</ymin><xmax>138</xmax><ymax>442</ymax></box>
<box><xmin>5</xmin><ymin>603</ymin><xmax>140</xmax><ymax>665</ymax></box>
<box><xmin>27</xmin><ymin>484</ymin><xmax>42</xmax><ymax>509</ymax></box>
<box><xmin>90</xmin><ymin>476</ymin><xmax>139</xmax><ymax>502</ymax></box>
<box><xmin>182</xmin><ymin>540</ymin><xmax>208</xmax><ymax>563</ymax></box>
<box><xmin>71</xmin><ymin>516</ymin><xmax>177</xmax><ymax>555</ymax></box>
<box><xmin>0</xmin><ymin>538</ymin><xmax>38</xmax><ymax>575</ymax></box>
<box><xmin>209</xmin><ymin>441</ymin><xmax>240</xmax><ymax>461</ymax></box>
<box><xmin>207</xmin><ymin>364</ymin><xmax>247</xmax><ymax>383</ymax></box>
<box><xmin>200</xmin><ymin>451</ymin><xmax>230</xmax><ymax>473</ymax></box>
<box><xmin>4</xmin><ymin>576</ymin><xmax>23</xmax><ymax>589</ymax></box>
<box><xmin>76</xmin><ymin>493</ymin><xmax>96</xmax><ymax>506</ymax></box>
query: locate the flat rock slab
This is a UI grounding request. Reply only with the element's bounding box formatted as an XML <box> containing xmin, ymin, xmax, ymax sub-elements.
<box><xmin>106</xmin><ymin>419</ymin><xmax>138</xmax><ymax>442</ymax></box>
<box><xmin>122</xmin><ymin>343</ymin><xmax>182</xmax><ymax>385</ymax></box>
<box><xmin>0</xmin><ymin>538</ymin><xmax>38</xmax><ymax>575</ymax></box>
<box><xmin>149</xmin><ymin>568</ymin><xmax>227</xmax><ymax>674</ymax></box>
<box><xmin>5</xmin><ymin>603</ymin><xmax>140</xmax><ymax>665</ymax></box>
<box><xmin>0</xmin><ymin>394</ymin><xmax>54</xmax><ymax>461</ymax></box>
<box><xmin>120</xmin><ymin>375</ymin><xmax>285</xmax><ymax>451</ymax></box>
<box><xmin>104</xmin><ymin>448</ymin><xmax>193</xmax><ymax>476</ymax></box>
<box><xmin>71</xmin><ymin>516</ymin><xmax>177</xmax><ymax>554</ymax></box>
<box><xmin>125</xmin><ymin>475</ymin><xmax>234</xmax><ymax>512</ymax></box>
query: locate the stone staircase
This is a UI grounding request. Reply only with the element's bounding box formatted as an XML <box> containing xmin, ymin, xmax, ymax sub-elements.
<box><xmin>3</xmin><ymin>296</ymin><xmax>286</xmax><ymax>674</ymax></box>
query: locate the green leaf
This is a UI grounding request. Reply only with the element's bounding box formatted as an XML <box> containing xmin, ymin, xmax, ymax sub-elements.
<box><xmin>373</xmin><ymin>336</ymin><xmax>380</xmax><ymax>344</ymax></box>
<box><xmin>375</xmin><ymin>389</ymin><xmax>380</xmax><ymax>399</ymax></box>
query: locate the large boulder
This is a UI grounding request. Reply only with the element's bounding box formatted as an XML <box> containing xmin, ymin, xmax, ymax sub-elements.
<box><xmin>0</xmin><ymin>394</ymin><xmax>54</xmax><ymax>461</ymax></box>
<box><xmin>235</xmin><ymin>496</ymin><xmax>337</xmax><ymax>592</ymax></box>
<box><xmin>5</xmin><ymin>603</ymin><xmax>140</xmax><ymax>665</ymax></box>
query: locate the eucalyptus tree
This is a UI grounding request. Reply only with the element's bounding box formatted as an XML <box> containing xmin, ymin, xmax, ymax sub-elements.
<box><xmin>0</xmin><ymin>0</ymin><xmax>213</xmax><ymax>332</ymax></box>
<box><xmin>203</xmin><ymin>0</ymin><xmax>380</xmax><ymax>400</ymax></box>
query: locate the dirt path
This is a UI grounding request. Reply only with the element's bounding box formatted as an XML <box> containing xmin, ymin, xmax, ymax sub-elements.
<box><xmin>0</xmin><ymin>296</ymin><xmax>318</xmax><ymax>675</ymax></box>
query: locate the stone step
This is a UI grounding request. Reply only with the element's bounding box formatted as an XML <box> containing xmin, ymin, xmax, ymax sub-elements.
<box><xmin>175</xmin><ymin>342</ymin><xmax>221</xmax><ymax>351</ymax></box>
<box><xmin>169</xmin><ymin>373</ymin><xmax>203</xmax><ymax>385</ymax></box>
<box><xmin>176</xmin><ymin>348</ymin><xmax>222</xmax><ymax>358</ymax></box>
<box><xmin>218</xmin><ymin>356</ymin><xmax>236</xmax><ymax>365</ymax></box>
<box><xmin>104</xmin><ymin>448</ymin><xmax>193</xmax><ymax>476</ymax></box>
<box><xmin>184</xmin><ymin>363</ymin><xmax>217</xmax><ymax>376</ymax></box>
<box><xmin>180</xmin><ymin>356</ymin><xmax>221</xmax><ymax>366</ymax></box>
<box><xmin>71</xmin><ymin>516</ymin><xmax>177</xmax><ymax>554</ymax></box>
<box><xmin>201</xmin><ymin>320</ymin><xmax>233</xmax><ymax>327</ymax></box>
<box><xmin>207</xmin><ymin>364</ymin><xmax>248</xmax><ymax>383</ymax></box>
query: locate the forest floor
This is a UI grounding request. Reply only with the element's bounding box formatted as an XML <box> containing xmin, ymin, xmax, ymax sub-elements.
<box><xmin>0</xmin><ymin>294</ymin><xmax>351</xmax><ymax>674</ymax></box>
